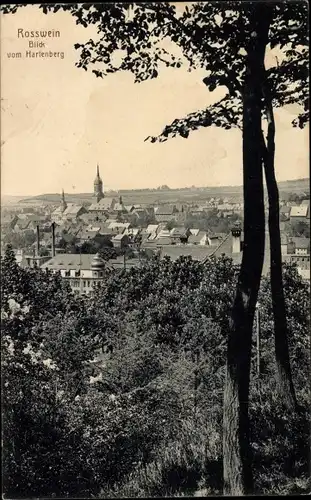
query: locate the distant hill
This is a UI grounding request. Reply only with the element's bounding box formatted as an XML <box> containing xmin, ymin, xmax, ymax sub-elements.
<box><xmin>2</xmin><ymin>178</ymin><xmax>309</xmax><ymax>207</ymax></box>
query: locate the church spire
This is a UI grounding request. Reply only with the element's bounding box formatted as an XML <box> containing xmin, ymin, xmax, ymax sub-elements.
<box><xmin>60</xmin><ymin>188</ymin><xmax>67</xmax><ymax>213</ymax></box>
<box><xmin>94</xmin><ymin>164</ymin><xmax>104</xmax><ymax>203</ymax></box>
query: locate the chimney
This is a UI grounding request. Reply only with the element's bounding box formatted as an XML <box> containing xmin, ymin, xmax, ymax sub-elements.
<box><xmin>51</xmin><ymin>222</ymin><xmax>56</xmax><ymax>257</ymax></box>
<box><xmin>231</xmin><ymin>223</ymin><xmax>242</xmax><ymax>254</ymax></box>
<box><xmin>36</xmin><ymin>225</ymin><xmax>40</xmax><ymax>257</ymax></box>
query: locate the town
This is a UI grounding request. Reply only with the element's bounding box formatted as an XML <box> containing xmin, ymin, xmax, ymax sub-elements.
<box><xmin>1</xmin><ymin>166</ymin><xmax>310</xmax><ymax>295</ymax></box>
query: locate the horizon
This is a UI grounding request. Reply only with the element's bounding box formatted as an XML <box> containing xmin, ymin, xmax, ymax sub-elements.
<box><xmin>2</xmin><ymin>175</ymin><xmax>309</xmax><ymax>200</ymax></box>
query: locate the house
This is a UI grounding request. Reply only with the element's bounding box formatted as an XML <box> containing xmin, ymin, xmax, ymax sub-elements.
<box><xmin>280</xmin><ymin>206</ymin><xmax>291</xmax><ymax>220</ymax></box>
<box><xmin>155</xmin><ymin>205</ymin><xmax>178</xmax><ymax>223</ymax></box>
<box><xmin>292</xmin><ymin>237</ymin><xmax>310</xmax><ymax>255</ymax></box>
<box><xmin>111</xmin><ymin>233</ymin><xmax>129</xmax><ymax>249</ymax></box>
<box><xmin>189</xmin><ymin>228</ymin><xmax>200</xmax><ymax>236</ymax></box>
<box><xmin>111</xmin><ymin>201</ymin><xmax>127</xmax><ymax>214</ymax></box>
<box><xmin>124</xmin><ymin>204</ymin><xmax>135</xmax><ymax>213</ymax></box>
<box><xmin>155</xmin><ymin>237</ymin><xmax>172</xmax><ymax>246</ymax></box>
<box><xmin>290</xmin><ymin>205</ymin><xmax>309</xmax><ymax>224</ymax></box>
<box><xmin>280</xmin><ymin>234</ymin><xmax>295</xmax><ymax>255</ymax></box>
<box><xmin>13</xmin><ymin>214</ymin><xmax>47</xmax><ymax>232</ymax></box>
<box><xmin>51</xmin><ymin>204</ymin><xmax>86</xmax><ymax>223</ymax></box>
<box><xmin>79</xmin><ymin>212</ymin><xmax>106</xmax><ymax>224</ymax></box>
<box><xmin>188</xmin><ymin>231</ymin><xmax>208</xmax><ymax>246</ymax></box>
<box><xmin>189</xmin><ymin>206</ymin><xmax>205</xmax><ymax>216</ymax></box>
<box><xmin>40</xmin><ymin>252</ymin><xmax>140</xmax><ymax>294</ymax></box>
<box><xmin>170</xmin><ymin>227</ymin><xmax>190</xmax><ymax>244</ymax></box>
<box><xmin>76</xmin><ymin>230</ymin><xmax>100</xmax><ymax>244</ymax></box>
<box><xmin>88</xmin><ymin>197</ymin><xmax>117</xmax><ymax>214</ymax></box>
<box><xmin>108</xmin><ymin>222</ymin><xmax>131</xmax><ymax>234</ymax></box>
<box><xmin>63</xmin><ymin>204</ymin><xmax>87</xmax><ymax>221</ymax></box>
<box><xmin>132</xmin><ymin>208</ymin><xmax>148</xmax><ymax>224</ymax></box>
<box><xmin>40</xmin><ymin>253</ymin><xmax>108</xmax><ymax>294</ymax></box>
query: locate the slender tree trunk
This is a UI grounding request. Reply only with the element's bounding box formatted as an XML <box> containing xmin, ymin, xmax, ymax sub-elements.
<box><xmin>260</xmin><ymin>78</ymin><xmax>298</xmax><ymax>410</ymax></box>
<box><xmin>223</xmin><ymin>5</ymin><xmax>272</xmax><ymax>495</ymax></box>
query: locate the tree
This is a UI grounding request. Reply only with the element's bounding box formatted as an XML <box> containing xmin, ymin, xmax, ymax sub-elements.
<box><xmin>1</xmin><ymin>1</ymin><xmax>308</xmax><ymax>495</ymax></box>
<box><xmin>290</xmin><ymin>220</ymin><xmax>310</xmax><ymax>238</ymax></box>
<box><xmin>166</xmin><ymin>219</ymin><xmax>176</xmax><ymax>231</ymax></box>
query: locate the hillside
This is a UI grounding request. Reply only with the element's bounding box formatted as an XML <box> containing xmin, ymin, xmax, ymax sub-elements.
<box><xmin>2</xmin><ymin>177</ymin><xmax>309</xmax><ymax>207</ymax></box>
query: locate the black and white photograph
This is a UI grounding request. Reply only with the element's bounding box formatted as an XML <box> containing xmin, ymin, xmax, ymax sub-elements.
<box><xmin>0</xmin><ymin>2</ymin><xmax>310</xmax><ymax>497</ymax></box>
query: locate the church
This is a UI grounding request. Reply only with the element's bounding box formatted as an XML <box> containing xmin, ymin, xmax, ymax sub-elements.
<box><xmin>51</xmin><ymin>188</ymin><xmax>86</xmax><ymax>224</ymax></box>
<box><xmin>88</xmin><ymin>165</ymin><xmax>118</xmax><ymax>214</ymax></box>
<box><xmin>51</xmin><ymin>165</ymin><xmax>120</xmax><ymax>223</ymax></box>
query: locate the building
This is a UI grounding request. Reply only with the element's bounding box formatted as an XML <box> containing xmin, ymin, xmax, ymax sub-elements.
<box><xmin>188</xmin><ymin>231</ymin><xmax>208</xmax><ymax>246</ymax></box>
<box><xmin>40</xmin><ymin>252</ymin><xmax>140</xmax><ymax>294</ymax></box>
<box><xmin>287</xmin><ymin>254</ymin><xmax>310</xmax><ymax>281</ymax></box>
<box><xmin>155</xmin><ymin>205</ymin><xmax>178</xmax><ymax>223</ymax></box>
<box><xmin>51</xmin><ymin>190</ymin><xmax>86</xmax><ymax>223</ymax></box>
<box><xmin>88</xmin><ymin>198</ymin><xmax>117</xmax><ymax>215</ymax></box>
<box><xmin>170</xmin><ymin>227</ymin><xmax>190</xmax><ymax>244</ymax></box>
<box><xmin>292</xmin><ymin>237</ymin><xmax>310</xmax><ymax>255</ymax></box>
<box><xmin>112</xmin><ymin>233</ymin><xmax>129</xmax><ymax>249</ymax></box>
<box><xmin>41</xmin><ymin>253</ymin><xmax>107</xmax><ymax>294</ymax></box>
<box><xmin>280</xmin><ymin>206</ymin><xmax>291</xmax><ymax>220</ymax></box>
<box><xmin>290</xmin><ymin>205</ymin><xmax>309</xmax><ymax>224</ymax></box>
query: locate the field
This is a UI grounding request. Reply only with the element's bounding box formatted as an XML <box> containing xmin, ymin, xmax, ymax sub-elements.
<box><xmin>2</xmin><ymin>178</ymin><xmax>309</xmax><ymax>207</ymax></box>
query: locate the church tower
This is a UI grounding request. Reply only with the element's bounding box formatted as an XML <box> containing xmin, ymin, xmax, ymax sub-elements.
<box><xmin>60</xmin><ymin>189</ymin><xmax>67</xmax><ymax>213</ymax></box>
<box><xmin>94</xmin><ymin>164</ymin><xmax>104</xmax><ymax>203</ymax></box>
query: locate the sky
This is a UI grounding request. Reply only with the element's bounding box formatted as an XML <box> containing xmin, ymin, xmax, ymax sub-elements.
<box><xmin>0</xmin><ymin>4</ymin><xmax>309</xmax><ymax>197</ymax></box>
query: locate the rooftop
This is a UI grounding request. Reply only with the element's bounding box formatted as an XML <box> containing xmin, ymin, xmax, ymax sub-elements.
<box><xmin>290</xmin><ymin>205</ymin><xmax>309</xmax><ymax>217</ymax></box>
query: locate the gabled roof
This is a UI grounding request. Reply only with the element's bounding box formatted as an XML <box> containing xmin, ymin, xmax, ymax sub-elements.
<box><xmin>41</xmin><ymin>253</ymin><xmax>95</xmax><ymax>270</ymax></box>
<box><xmin>156</xmin><ymin>205</ymin><xmax>176</xmax><ymax>216</ymax></box>
<box><xmin>124</xmin><ymin>205</ymin><xmax>135</xmax><ymax>212</ymax></box>
<box><xmin>189</xmin><ymin>228</ymin><xmax>200</xmax><ymax>236</ymax></box>
<box><xmin>146</xmin><ymin>224</ymin><xmax>159</xmax><ymax>233</ymax></box>
<box><xmin>188</xmin><ymin>231</ymin><xmax>207</xmax><ymax>244</ymax></box>
<box><xmin>290</xmin><ymin>205</ymin><xmax>308</xmax><ymax>217</ymax></box>
<box><xmin>88</xmin><ymin>198</ymin><xmax>116</xmax><ymax>211</ymax></box>
<box><xmin>64</xmin><ymin>204</ymin><xmax>84</xmax><ymax>216</ymax></box>
<box><xmin>170</xmin><ymin>227</ymin><xmax>188</xmax><ymax>237</ymax></box>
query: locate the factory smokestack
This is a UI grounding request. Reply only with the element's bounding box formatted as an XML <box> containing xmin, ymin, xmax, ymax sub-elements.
<box><xmin>36</xmin><ymin>225</ymin><xmax>40</xmax><ymax>257</ymax></box>
<box><xmin>51</xmin><ymin>222</ymin><xmax>56</xmax><ymax>257</ymax></box>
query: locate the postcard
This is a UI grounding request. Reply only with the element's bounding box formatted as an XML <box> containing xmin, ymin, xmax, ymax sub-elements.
<box><xmin>1</xmin><ymin>3</ymin><xmax>309</xmax><ymax>498</ymax></box>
